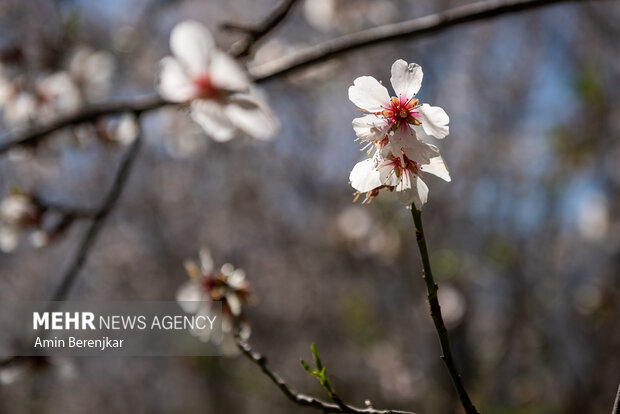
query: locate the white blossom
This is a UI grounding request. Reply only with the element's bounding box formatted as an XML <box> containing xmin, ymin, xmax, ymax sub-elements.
<box><xmin>157</xmin><ymin>21</ymin><xmax>278</xmax><ymax>142</ymax></box>
<box><xmin>348</xmin><ymin>59</ymin><xmax>449</xmax><ymax>156</ymax></box>
<box><xmin>348</xmin><ymin>60</ymin><xmax>451</xmax><ymax>209</ymax></box>
<box><xmin>176</xmin><ymin>248</ymin><xmax>252</xmax><ymax>356</ymax></box>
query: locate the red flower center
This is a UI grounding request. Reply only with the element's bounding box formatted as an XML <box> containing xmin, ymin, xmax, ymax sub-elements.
<box><xmin>193</xmin><ymin>74</ymin><xmax>220</xmax><ymax>100</ymax></box>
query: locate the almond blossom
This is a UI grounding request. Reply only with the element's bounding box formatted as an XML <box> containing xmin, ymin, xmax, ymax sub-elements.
<box><xmin>348</xmin><ymin>59</ymin><xmax>449</xmax><ymax>154</ymax></box>
<box><xmin>347</xmin><ymin>60</ymin><xmax>451</xmax><ymax>209</ymax></box>
<box><xmin>176</xmin><ymin>248</ymin><xmax>252</xmax><ymax>356</ymax></box>
<box><xmin>157</xmin><ymin>21</ymin><xmax>278</xmax><ymax>142</ymax></box>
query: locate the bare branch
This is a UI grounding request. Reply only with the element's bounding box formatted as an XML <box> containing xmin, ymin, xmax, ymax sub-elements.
<box><xmin>222</xmin><ymin>0</ymin><xmax>300</xmax><ymax>57</ymax></box>
<box><xmin>0</xmin><ymin>95</ymin><xmax>165</xmax><ymax>156</ymax></box>
<box><xmin>236</xmin><ymin>337</ymin><xmax>416</xmax><ymax>414</ymax></box>
<box><xmin>249</xmin><ymin>0</ymin><xmax>604</xmax><ymax>82</ymax></box>
<box><xmin>50</xmin><ymin>129</ymin><xmax>143</xmax><ymax>302</ymax></box>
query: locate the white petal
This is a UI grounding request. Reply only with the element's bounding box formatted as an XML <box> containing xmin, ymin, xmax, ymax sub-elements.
<box><xmin>401</xmin><ymin>139</ymin><xmax>440</xmax><ymax>165</ymax></box>
<box><xmin>350</xmin><ymin>158</ymin><xmax>382</xmax><ymax>193</ymax></box>
<box><xmin>199</xmin><ymin>248</ymin><xmax>214</xmax><ymax>274</ymax></box>
<box><xmin>157</xmin><ymin>57</ymin><xmax>196</xmax><ymax>102</ymax></box>
<box><xmin>414</xmin><ymin>177</ymin><xmax>429</xmax><ymax>209</ymax></box>
<box><xmin>352</xmin><ymin>115</ymin><xmax>391</xmax><ymax>141</ymax></box>
<box><xmin>210</xmin><ymin>51</ymin><xmax>250</xmax><ymax>93</ymax></box>
<box><xmin>225</xmin><ymin>95</ymin><xmax>279</xmax><ymax>140</ymax></box>
<box><xmin>170</xmin><ymin>21</ymin><xmax>215</xmax><ymax>76</ymax></box>
<box><xmin>348</xmin><ymin>76</ymin><xmax>390</xmax><ymax>112</ymax></box>
<box><xmin>390</xmin><ymin>59</ymin><xmax>423</xmax><ymax>101</ymax></box>
<box><xmin>400</xmin><ymin>177</ymin><xmax>429</xmax><ymax>209</ymax></box>
<box><xmin>226</xmin><ymin>293</ymin><xmax>242</xmax><ymax>316</ymax></box>
<box><xmin>416</xmin><ymin>104</ymin><xmax>449</xmax><ymax>139</ymax></box>
<box><xmin>421</xmin><ymin>156</ymin><xmax>451</xmax><ymax>182</ymax></box>
<box><xmin>176</xmin><ymin>281</ymin><xmax>206</xmax><ymax>313</ymax></box>
<box><xmin>389</xmin><ymin>123</ymin><xmax>416</xmax><ymax>150</ymax></box>
<box><xmin>0</xmin><ymin>226</ymin><xmax>19</xmax><ymax>253</ymax></box>
<box><xmin>190</xmin><ymin>100</ymin><xmax>236</xmax><ymax>141</ymax></box>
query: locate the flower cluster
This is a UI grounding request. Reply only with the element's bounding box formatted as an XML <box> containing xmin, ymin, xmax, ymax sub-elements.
<box><xmin>176</xmin><ymin>248</ymin><xmax>252</xmax><ymax>356</ymax></box>
<box><xmin>348</xmin><ymin>60</ymin><xmax>451</xmax><ymax>209</ymax></box>
<box><xmin>0</xmin><ymin>47</ymin><xmax>115</xmax><ymax>128</ymax></box>
<box><xmin>157</xmin><ymin>21</ymin><xmax>278</xmax><ymax>142</ymax></box>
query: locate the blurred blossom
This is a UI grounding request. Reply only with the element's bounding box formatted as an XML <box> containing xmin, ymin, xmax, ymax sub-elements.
<box><xmin>111</xmin><ymin>114</ymin><xmax>139</xmax><ymax>146</ymax></box>
<box><xmin>2</xmin><ymin>92</ymin><xmax>37</xmax><ymax>127</ymax></box>
<box><xmin>368</xmin><ymin>343</ymin><xmax>422</xmax><ymax>401</ymax></box>
<box><xmin>302</xmin><ymin>0</ymin><xmax>367</xmax><ymax>33</ymax></box>
<box><xmin>157</xmin><ymin>21</ymin><xmax>278</xmax><ymax>142</ymax></box>
<box><xmin>68</xmin><ymin>47</ymin><xmax>116</xmax><ymax>101</ymax></box>
<box><xmin>577</xmin><ymin>192</ymin><xmax>609</xmax><ymax>242</ymax></box>
<box><xmin>337</xmin><ymin>206</ymin><xmax>373</xmax><ymax>241</ymax></box>
<box><xmin>36</xmin><ymin>71</ymin><xmax>81</xmax><ymax>121</ymax></box>
<box><xmin>436</xmin><ymin>284</ymin><xmax>466</xmax><ymax>328</ymax></box>
<box><xmin>176</xmin><ymin>248</ymin><xmax>253</xmax><ymax>356</ymax></box>
<box><xmin>335</xmin><ymin>206</ymin><xmax>401</xmax><ymax>260</ymax></box>
<box><xmin>302</xmin><ymin>0</ymin><xmax>336</xmax><ymax>32</ymax></box>
<box><xmin>348</xmin><ymin>60</ymin><xmax>450</xmax><ymax>208</ymax></box>
<box><xmin>0</xmin><ymin>191</ymin><xmax>43</xmax><ymax>252</ymax></box>
<box><xmin>0</xmin><ymin>357</ymin><xmax>76</xmax><ymax>386</ymax></box>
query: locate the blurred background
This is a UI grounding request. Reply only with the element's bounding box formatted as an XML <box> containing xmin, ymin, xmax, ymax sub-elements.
<box><xmin>0</xmin><ymin>0</ymin><xmax>619</xmax><ymax>413</ymax></box>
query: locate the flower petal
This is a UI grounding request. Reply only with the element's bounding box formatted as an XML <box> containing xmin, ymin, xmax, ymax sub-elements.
<box><xmin>350</xmin><ymin>158</ymin><xmax>382</xmax><ymax>193</ymax></box>
<box><xmin>352</xmin><ymin>115</ymin><xmax>391</xmax><ymax>141</ymax></box>
<box><xmin>210</xmin><ymin>51</ymin><xmax>250</xmax><ymax>93</ymax></box>
<box><xmin>348</xmin><ymin>76</ymin><xmax>390</xmax><ymax>112</ymax></box>
<box><xmin>400</xmin><ymin>176</ymin><xmax>429</xmax><ymax>209</ymax></box>
<box><xmin>420</xmin><ymin>155</ymin><xmax>451</xmax><ymax>182</ymax></box>
<box><xmin>225</xmin><ymin>95</ymin><xmax>279</xmax><ymax>140</ymax></box>
<box><xmin>190</xmin><ymin>100</ymin><xmax>236</xmax><ymax>142</ymax></box>
<box><xmin>157</xmin><ymin>57</ymin><xmax>196</xmax><ymax>102</ymax></box>
<box><xmin>390</xmin><ymin>59</ymin><xmax>423</xmax><ymax>101</ymax></box>
<box><xmin>401</xmin><ymin>139</ymin><xmax>440</xmax><ymax>165</ymax></box>
<box><xmin>416</xmin><ymin>104</ymin><xmax>449</xmax><ymax>139</ymax></box>
<box><xmin>170</xmin><ymin>21</ymin><xmax>215</xmax><ymax>76</ymax></box>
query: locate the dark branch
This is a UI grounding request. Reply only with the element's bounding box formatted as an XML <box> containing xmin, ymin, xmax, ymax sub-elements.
<box><xmin>236</xmin><ymin>337</ymin><xmax>415</xmax><ymax>414</ymax></box>
<box><xmin>250</xmin><ymin>0</ymin><xmax>603</xmax><ymax>82</ymax></box>
<box><xmin>411</xmin><ymin>209</ymin><xmax>479</xmax><ymax>414</ymax></box>
<box><xmin>50</xmin><ymin>130</ymin><xmax>143</xmax><ymax>302</ymax></box>
<box><xmin>222</xmin><ymin>0</ymin><xmax>300</xmax><ymax>57</ymax></box>
<box><xmin>0</xmin><ymin>95</ymin><xmax>165</xmax><ymax>156</ymax></box>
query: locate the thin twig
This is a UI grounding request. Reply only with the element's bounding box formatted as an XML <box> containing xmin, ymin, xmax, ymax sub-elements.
<box><xmin>50</xmin><ymin>131</ymin><xmax>142</xmax><ymax>302</ymax></box>
<box><xmin>235</xmin><ymin>336</ymin><xmax>415</xmax><ymax>414</ymax></box>
<box><xmin>612</xmin><ymin>383</ymin><xmax>620</xmax><ymax>414</ymax></box>
<box><xmin>250</xmin><ymin>0</ymin><xmax>603</xmax><ymax>82</ymax></box>
<box><xmin>223</xmin><ymin>0</ymin><xmax>300</xmax><ymax>57</ymax></box>
<box><xmin>411</xmin><ymin>209</ymin><xmax>479</xmax><ymax>414</ymax></box>
<box><xmin>0</xmin><ymin>0</ymin><xmax>604</xmax><ymax>155</ymax></box>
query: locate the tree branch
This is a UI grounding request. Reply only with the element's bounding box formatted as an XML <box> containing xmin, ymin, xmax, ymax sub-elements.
<box><xmin>0</xmin><ymin>95</ymin><xmax>164</xmax><ymax>156</ymax></box>
<box><xmin>249</xmin><ymin>0</ymin><xmax>603</xmax><ymax>82</ymax></box>
<box><xmin>222</xmin><ymin>0</ymin><xmax>300</xmax><ymax>57</ymax></box>
<box><xmin>411</xmin><ymin>209</ymin><xmax>479</xmax><ymax>414</ymax></box>
<box><xmin>235</xmin><ymin>336</ymin><xmax>416</xmax><ymax>414</ymax></box>
<box><xmin>50</xmin><ymin>129</ymin><xmax>143</xmax><ymax>302</ymax></box>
